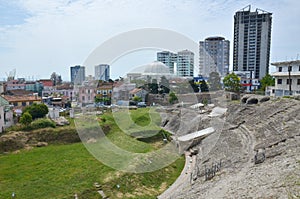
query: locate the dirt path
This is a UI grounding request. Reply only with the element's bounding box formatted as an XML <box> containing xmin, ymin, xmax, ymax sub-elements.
<box><xmin>157</xmin><ymin>152</ymin><xmax>196</xmax><ymax>199</ymax></box>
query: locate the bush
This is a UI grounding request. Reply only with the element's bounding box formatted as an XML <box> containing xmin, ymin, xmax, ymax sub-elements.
<box><xmin>30</xmin><ymin>118</ymin><xmax>56</xmax><ymax>129</ymax></box>
<box><xmin>19</xmin><ymin>112</ymin><xmax>32</xmax><ymax>126</ymax></box>
<box><xmin>23</xmin><ymin>103</ymin><xmax>49</xmax><ymax>120</ymax></box>
<box><xmin>169</xmin><ymin>92</ymin><xmax>178</xmax><ymax>104</ymax></box>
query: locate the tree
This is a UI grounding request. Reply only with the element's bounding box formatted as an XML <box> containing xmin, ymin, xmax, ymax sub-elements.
<box><xmin>159</xmin><ymin>76</ymin><xmax>170</xmax><ymax>94</ymax></box>
<box><xmin>50</xmin><ymin>72</ymin><xmax>62</xmax><ymax>86</ymax></box>
<box><xmin>223</xmin><ymin>73</ymin><xmax>241</xmax><ymax>93</ymax></box>
<box><xmin>147</xmin><ymin>79</ymin><xmax>159</xmax><ymax>94</ymax></box>
<box><xmin>208</xmin><ymin>72</ymin><xmax>222</xmax><ymax>91</ymax></box>
<box><xmin>20</xmin><ymin>112</ymin><xmax>32</xmax><ymax>126</ymax></box>
<box><xmin>260</xmin><ymin>74</ymin><xmax>275</xmax><ymax>91</ymax></box>
<box><xmin>23</xmin><ymin>103</ymin><xmax>49</xmax><ymax>120</ymax></box>
<box><xmin>132</xmin><ymin>96</ymin><xmax>142</xmax><ymax>102</ymax></box>
<box><xmin>199</xmin><ymin>80</ymin><xmax>209</xmax><ymax>92</ymax></box>
<box><xmin>169</xmin><ymin>92</ymin><xmax>178</xmax><ymax>104</ymax></box>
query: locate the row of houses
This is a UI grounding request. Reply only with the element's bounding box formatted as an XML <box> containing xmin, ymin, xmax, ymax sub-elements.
<box><xmin>77</xmin><ymin>81</ymin><xmax>148</xmax><ymax>106</ymax></box>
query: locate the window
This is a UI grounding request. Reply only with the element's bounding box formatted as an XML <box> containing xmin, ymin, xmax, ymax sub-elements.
<box><xmin>277</xmin><ymin>79</ymin><xmax>282</xmax><ymax>84</ymax></box>
<box><xmin>278</xmin><ymin>67</ymin><xmax>282</xmax><ymax>72</ymax></box>
<box><xmin>22</xmin><ymin>102</ymin><xmax>26</xmax><ymax>106</ymax></box>
<box><xmin>298</xmin><ymin>79</ymin><xmax>300</xmax><ymax>85</ymax></box>
<box><xmin>287</xmin><ymin>79</ymin><xmax>292</xmax><ymax>85</ymax></box>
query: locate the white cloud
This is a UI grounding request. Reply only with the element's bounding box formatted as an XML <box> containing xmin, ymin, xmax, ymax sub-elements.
<box><xmin>0</xmin><ymin>0</ymin><xmax>299</xmax><ymax>80</ymax></box>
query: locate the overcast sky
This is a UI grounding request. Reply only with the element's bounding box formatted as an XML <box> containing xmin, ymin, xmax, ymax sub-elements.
<box><xmin>0</xmin><ymin>0</ymin><xmax>299</xmax><ymax>81</ymax></box>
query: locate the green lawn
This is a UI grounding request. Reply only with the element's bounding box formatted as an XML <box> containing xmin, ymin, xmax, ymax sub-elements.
<box><xmin>0</xmin><ymin>143</ymin><xmax>184</xmax><ymax>199</ymax></box>
<box><xmin>0</xmin><ymin>108</ymin><xmax>185</xmax><ymax>198</ymax></box>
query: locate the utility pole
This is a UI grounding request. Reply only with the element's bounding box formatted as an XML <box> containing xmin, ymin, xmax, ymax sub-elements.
<box><xmin>288</xmin><ymin>65</ymin><xmax>292</xmax><ymax>95</ymax></box>
<box><xmin>249</xmin><ymin>71</ymin><xmax>253</xmax><ymax>92</ymax></box>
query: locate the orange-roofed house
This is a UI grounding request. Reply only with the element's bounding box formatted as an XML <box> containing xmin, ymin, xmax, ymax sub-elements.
<box><xmin>3</xmin><ymin>95</ymin><xmax>42</xmax><ymax>110</ymax></box>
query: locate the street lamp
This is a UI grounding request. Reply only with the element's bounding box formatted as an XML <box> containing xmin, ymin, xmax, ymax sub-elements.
<box><xmin>288</xmin><ymin>65</ymin><xmax>292</xmax><ymax>96</ymax></box>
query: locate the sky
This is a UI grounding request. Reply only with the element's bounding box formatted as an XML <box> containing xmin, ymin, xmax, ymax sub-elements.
<box><xmin>0</xmin><ymin>0</ymin><xmax>299</xmax><ymax>81</ymax></box>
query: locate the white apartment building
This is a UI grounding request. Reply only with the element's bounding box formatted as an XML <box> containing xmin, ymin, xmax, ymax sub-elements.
<box><xmin>199</xmin><ymin>36</ymin><xmax>230</xmax><ymax>78</ymax></box>
<box><xmin>177</xmin><ymin>50</ymin><xmax>194</xmax><ymax>77</ymax></box>
<box><xmin>266</xmin><ymin>60</ymin><xmax>300</xmax><ymax>96</ymax></box>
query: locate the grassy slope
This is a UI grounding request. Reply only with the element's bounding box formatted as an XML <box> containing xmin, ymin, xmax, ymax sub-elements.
<box><xmin>0</xmin><ymin>108</ymin><xmax>184</xmax><ymax>199</ymax></box>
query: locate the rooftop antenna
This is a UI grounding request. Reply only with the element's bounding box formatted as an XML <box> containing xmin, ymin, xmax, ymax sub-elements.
<box><xmin>256</xmin><ymin>8</ymin><xmax>271</xmax><ymax>14</ymax></box>
<box><xmin>241</xmin><ymin>5</ymin><xmax>251</xmax><ymax>11</ymax></box>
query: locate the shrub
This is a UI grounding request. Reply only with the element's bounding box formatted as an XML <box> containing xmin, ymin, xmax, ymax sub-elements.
<box><xmin>30</xmin><ymin>118</ymin><xmax>56</xmax><ymax>129</ymax></box>
<box><xmin>19</xmin><ymin>112</ymin><xmax>32</xmax><ymax>126</ymax></box>
<box><xmin>23</xmin><ymin>103</ymin><xmax>49</xmax><ymax>120</ymax></box>
<box><xmin>169</xmin><ymin>92</ymin><xmax>178</xmax><ymax>104</ymax></box>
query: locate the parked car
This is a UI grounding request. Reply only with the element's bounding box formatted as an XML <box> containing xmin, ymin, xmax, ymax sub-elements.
<box><xmin>137</xmin><ymin>102</ymin><xmax>147</xmax><ymax>108</ymax></box>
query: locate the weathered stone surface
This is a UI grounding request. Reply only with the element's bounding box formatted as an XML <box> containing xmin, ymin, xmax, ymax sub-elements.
<box><xmin>53</xmin><ymin>116</ymin><xmax>70</xmax><ymax>126</ymax></box>
<box><xmin>36</xmin><ymin>142</ymin><xmax>48</xmax><ymax>147</ymax></box>
<box><xmin>254</xmin><ymin>148</ymin><xmax>265</xmax><ymax>164</ymax></box>
<box><xmin>159</xmin><ymin>98</ymin><xmax>300</xmax><ymax>199</ymax></box>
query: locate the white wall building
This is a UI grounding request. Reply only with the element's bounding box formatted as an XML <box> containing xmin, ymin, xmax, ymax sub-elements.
<box><xmin>177</xmin><ymin>50</ymin><xmax>194</xmax><ymax>77</ymax></box>
<box><xmin>157</xmin><ymin>51</ymin><xmax>177</xmax><ymax>74</ymax></box>
<box><xmin>266</xmin><ymin>60</ymin><xmax>300</xmax><ymax>96</ymax></box>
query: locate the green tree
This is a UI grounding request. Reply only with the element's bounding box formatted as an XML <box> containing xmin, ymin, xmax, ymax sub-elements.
<box><xmin>199</xmin><ymin>80</ymin><xmax>209</xmax><ymax>92</ymax></box>
<box><xmin>132</xmin><ymin>96</ymin><xmax>142</xmax><ymax>102</ymax></box>
<box><xmin>208</xmin><ymin>72</ymin><xmax>222</xmax><ymax>91</ymax></box>
<box><xmin>223</xmin><ymin>73</ymin><xmax>241</xmax><ymax>93</ymax></box>
<box><xmin>260</xmin><ymin>74</ymin><xmax>275</xmax><ymax>91</ymax></box>
<box><xmin>147</xmin><ymin>79</ymin><xmax>159</xmax><ymax>94</ymax></box>
<box><xmin>20</xmin><ymin>112</ymin><xmax>32</xmax><ymax>126</ymax></box>
<box><xmin>94</xmin><ymin>96</ymin><xmax>102</xmax><ymax>103</ymax></box>
<box><xmin>159</xmin><ymin>76</ymin><xmax>170</xmax><ymax>94</ymax></box>
<box><xmin>23</xmin><ymin>103</ymin><xmax>49</xmax><ymax>120</ymax></box>
<box><xmin>169</xmin><ymin>92</ymin><xmax>178</xmax><ymax>104</ymax></box>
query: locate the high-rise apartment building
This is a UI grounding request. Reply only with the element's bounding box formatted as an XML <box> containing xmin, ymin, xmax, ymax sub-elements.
<box><xmin>157</xmin><ymin>51</ymin><xmax>177</xmax><ymax>74</ymax></box>
<box><xmin>95</xmin><ymin>64</ymin><xmax>110</xmax><ymax>81</ymax></box>
<box><xmin>199</xmin><ymin>36</ymin><xmax>230</xmax><ymax>77</ymax></box>
<box><xmin>233</xmin><ymin>5</ymin><xmax>272</xmax><ymax>79</ymax></box>
<box><xmin>70</xmin><ymin>65</ymin><xmax>85</xmax><ymax>85</ymax></box>
<box><xmin>177</xmin><ymin>50</ymin><xmax>194</xmax><ymax>77</ymax></box>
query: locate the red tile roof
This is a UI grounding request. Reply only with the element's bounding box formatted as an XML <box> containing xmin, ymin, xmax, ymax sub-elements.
<box><xmin>3</xmin><ymin>95</ymin><xmax>42</xmax><ymax>103</ymax></box>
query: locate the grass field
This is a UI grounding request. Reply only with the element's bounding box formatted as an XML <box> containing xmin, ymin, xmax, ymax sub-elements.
<box><xmin>0</xmin><ymin>107</ymin><xmax>185</xmax><ymax>199</ymax></box>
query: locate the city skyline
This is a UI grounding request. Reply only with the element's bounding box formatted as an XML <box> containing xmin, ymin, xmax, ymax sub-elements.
<box><xmin>0</xmin><ymin>0</ymin><xmax>300</xmax><ymax>81</ymax></box>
